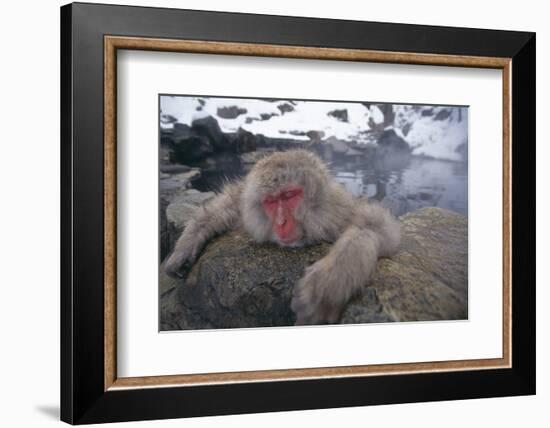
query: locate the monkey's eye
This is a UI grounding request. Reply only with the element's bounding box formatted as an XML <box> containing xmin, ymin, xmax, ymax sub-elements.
<box><xmin>263</xmin><ymin>196</ymin><xmax>278</xmax><ymax>205</ymax></box>
<box><xmin>281</xmin><ymin>191</ymin><xmax>298</xmax><ymax>200</ymax></box>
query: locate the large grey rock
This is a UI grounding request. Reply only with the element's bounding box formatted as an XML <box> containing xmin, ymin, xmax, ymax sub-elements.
<box><xmin>341</xmin><ymin>207</ymin><xmax>467</xmax><ymax>323</ymax></box>
<box><xmin>217</xmin><ymin>106</ymin><xmax>247</xmax><ymax>119</ymax></box>
<box><xmin>376</xmin><ymin>129</ymin><xmax>410</xmax><ymax>154</ymax></box>
<box><xmin>159</xmin><ymin>169</ymin><xmax>201</xmax><ymax>198</ymax></box>
<box><xmin>159</xmin><ymin>169</ymin><xmax>207</xmax><ymax>260</ymax></box>
<box><xmin>191</xmin><ymin>116</ymin><xmax>228</xmax><ymax>150</ymax></box>
<box><xmin>168</xmin><ymin>123</ymin><xmax>215</xmax><ymax>162</ymax></box>
<box><xmin>160</xmin><ymin>207</ymin><xmax>468</xmax><ymax>330</ymax></box>
<box><xmin>227</xmin><ymin>128</ymin><xmax>257</xmax><ymax>153</ymax></box>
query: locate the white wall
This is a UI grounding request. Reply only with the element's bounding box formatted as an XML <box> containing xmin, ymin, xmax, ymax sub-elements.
<box><xmin>0</xmin><ymin>0</ymin><xmax>546</xmax><ymax>427</ymax></box>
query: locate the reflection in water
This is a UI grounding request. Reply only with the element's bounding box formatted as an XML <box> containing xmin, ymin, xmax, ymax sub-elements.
<box><xmin>193</xmin><ymin>152</ymin><xmax>468</xmax><ymax>217</ymax></box>
<box><xmin>332</xmin><ymin>155</ymin><xmax>468</xmax><ymax>217</ymax></box>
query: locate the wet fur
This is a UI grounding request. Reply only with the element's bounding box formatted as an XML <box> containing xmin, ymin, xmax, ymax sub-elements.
<box><xmin>165</xmin><ymin>150</ymin><xmax>401</xmax><ymax>324</ymax></box>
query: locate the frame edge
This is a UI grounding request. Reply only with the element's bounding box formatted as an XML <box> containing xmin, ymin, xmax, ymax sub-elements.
<box><xmin>510</xmin><ymin>32</ymin><xmax>536</xmax><ymax>394</ymax></box>
<box><xmin>63</xmin><ymin>3</ymin><xmax>536</xmax><ymax>422</ymax></box>
<box><xmin>60</xmin><ymin>2</ymin><xmax>74</xmax><ymax>425</ymax></box>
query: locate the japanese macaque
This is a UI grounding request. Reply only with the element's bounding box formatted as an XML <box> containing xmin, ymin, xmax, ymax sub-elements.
<box><xmin>165</xmin><ymin>150</ymin><xmax>401</xmax><ymax>325</ymax></box>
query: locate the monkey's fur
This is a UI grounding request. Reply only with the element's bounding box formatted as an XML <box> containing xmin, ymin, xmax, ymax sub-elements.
<box><xmin>165</xmin><ymin>150</ymin><xmax>401</xmax><ymax>325</ymax></box>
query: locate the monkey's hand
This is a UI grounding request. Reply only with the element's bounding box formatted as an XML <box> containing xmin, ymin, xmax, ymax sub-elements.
<box><xmin>291</xmin><ymin>257</ymin><xmax>345</xmax><ymax>325</ymax></box>
<box><xmin>164</xmin><ymin>231</ymin><xmax>201</xmax><ymax>278</ymax></box>
<box><xmin>291</xmin><ymin>226</ymin><xmax>382</xmax><ymax>325</ymax></box>
<box><xmin>164</xmin><ymin>182</ymin><xmax>243</xmax><ymax>279</ymax></box>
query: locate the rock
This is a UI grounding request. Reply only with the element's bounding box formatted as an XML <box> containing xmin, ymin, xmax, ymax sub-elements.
<box><xmin>342</xmin><ymin>207</ymin><xmax>468</xmax><ymax>322</ymax></box>
<box><xmin>328</xmin><ymin>109</ymin><xmax>349</xmax><ymax>122</ymax></box>
<box><xmin>161</xmin><ymin>115</ymin><xmax>257</xmax><ymax>161</ymax></box>
<box><xmin>173</xmin><ymin>134</ymin><xmax>213</xmax><ymax>163</ymax></box>
<box><xmin>160</xmin><ymin>263</ymin><xmax>215</xmax><ymax>330</ymax></box>
<box><xmin>339</xmin><ymin>288</ymin><xmax>394</xmax><ymax>323</ymax></box>
<box><xmin>160</xmin><ymin>164</ymin><xmax>192</xmax><ymax>174</ymax></box>
<box><xmin>434</xmin><ymin>108</ymin><xmax>452</xmax><ymax>121</ymax></box>
<box><xmin>364</xmin><ymin>142</ymin><xmax>378</xmax><ymax>152</ymax></box>
<box><xmin>306</xmin><ymin>130</ymin><xmax>325</xmax><ymax>141</ymax></box>
<box><xmin>322</xmin><ymin>137</ymin><xmax>366</xmax><ymax>158</ymax></box>
<box><xmin>260</xmin><ymin>112</ymin><xmax>278</xmax><ymax>120</ymax></box>
<box><xmin>160</xmin><ymin>113</ymin><xmax>177</xmax><ymax>125</ymax></box>
<box><xmin>191</xmin><ymin>116</ymin><xmax>228</xmax><ymax>150</ymax></box>
<box><xmin>159</xmin><ymin>146</ymin><xmax>172</xmax><ymax>164</ymax></box>
<box><xmin>421</xmin><ymin>108</ymin><xmax>434</xmax><ymax>117</ymax></box>
<box><xmin>160</xmin><ymin>207</ymin><xmax>468</xmax><ymax>330</ymax></box>
<box><xmin>375</xmin><ymin>104</ymin><xmax>396</xmax><ymax>127</ymax></box>
<box><xmin>242</xmin><ymin>113</ymin><xmax>279</xmax><ymax>124</ymax></box>
<box><xmin>377</xmin><ymin>129</ymin><xmax>410</xmax><ymax>153</ymax></box>
<box><xmin>344</xmin><ymin>147</ymin><xmax>364</xmax><ymax>157</ymax></box>
<box><xmin>324</xmin><ymin>136</ymin><xmax>350</xmax><ymax>155</ymax></box>
<box><xmin>217</xmin><ymin>106</ymin><xmax>247</xmax><ymax>119</ymax></box>
<box><xmin>162</xmin><ymin>233</ymin><xmax>330</xmax><ymax>328</ymax></box>
<box><xmin>169</xmin><ymin>123</ymin><xmax>214</xmax><ymax>162</ymax></box>
<box><xmin>228</xmin><ymin>128</ymin><xmax>257</xmax><ymax>153</ymax></box>
<box><xmin>159</xmin><ymin>170</ymin><xmax>202</xmax><ymax>259</ymax></box>
<box><xmin>455</xmin><ymin>142</ymin><xmax>468</xmax><ymax>162</ymax></box>
<box><xmin>168</xmin><ymin>188</ymin><xmax>215</xmax><ymax>209</ymax></box>
<box><xmin>419</xmin><ymin>192</ymin><xmax>432</xmax><ymax>201</ymax></box>
<box><xmin>159</xmin><ymin>170</ymin><xmax>201</xmax><ymax>198</ymax></box>
<box><xmin>277</xmin><ymin>103</ymin><xmax>294</xmax><ymax>114</ymax></box>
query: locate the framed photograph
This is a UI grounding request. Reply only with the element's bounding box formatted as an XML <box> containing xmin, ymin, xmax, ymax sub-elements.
<box><xmin>60</xmin><ymin>2</ymin><xmax>535</xmax><ymax>424</ymax></box>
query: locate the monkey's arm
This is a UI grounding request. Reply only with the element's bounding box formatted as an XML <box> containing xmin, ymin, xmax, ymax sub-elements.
<box><xmin>164</xmin><ymin>182</ymin><xmax>242</xmax><ymax>278</ymax></box>
<box><xmin>291</xmin><ymin>203</ymin><xmax>400</xmax><ymax>325</ymax></box>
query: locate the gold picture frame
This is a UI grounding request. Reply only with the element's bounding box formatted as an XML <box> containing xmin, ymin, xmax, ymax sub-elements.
<box><xmin>104</xmin><ymin>36</ymin><xmax>511</xmax><ymax>391</ymax></box>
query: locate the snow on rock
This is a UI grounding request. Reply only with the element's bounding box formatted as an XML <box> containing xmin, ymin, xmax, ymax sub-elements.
<box><xmin>161</xmin><ymin>96</ymin><xmax>468</xmax><ymax>162</ymax></box>
<box><xmin>394</xmin><ymin>106</ymin><xmax>468</xmax><ymax>162</ymax></box>
<box><xmin>161</xmin><ymin>96</ymin><xmax>374</xmax><ymax>142</ymax></box>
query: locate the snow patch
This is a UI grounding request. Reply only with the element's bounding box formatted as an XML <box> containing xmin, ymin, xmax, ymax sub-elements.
<box><xmin>160</xmin><ymin>96</ymin><xmax>468</xmax><ymax>162</ymax></box>
<box><xmin>161</xmin><ymin>96</ymin><xmax>374</xmax><ymax>142</ymax></box>
<box><xmin>394</xmin><ymin>106</ymin><xmax>468</xmax><ymax>161</ymax></box>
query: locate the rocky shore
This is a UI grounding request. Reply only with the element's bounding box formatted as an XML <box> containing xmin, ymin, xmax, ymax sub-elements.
<box><xmin>160</xmin><ymin>207</ymin><xmax>467</xmax><ymax>330</ymax></box>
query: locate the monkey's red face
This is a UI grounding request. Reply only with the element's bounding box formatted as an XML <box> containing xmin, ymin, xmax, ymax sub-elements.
<box><xmin>262</xmin><ymin>185</ymin><xmax>304</xmax><ymax>245</ymax></box>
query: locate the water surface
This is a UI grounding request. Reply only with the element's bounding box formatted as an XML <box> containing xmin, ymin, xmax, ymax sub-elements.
<box><xmin>192</xmin><ymin>151</ymin><xmax>468</xmax><ymax>217</ymax></box>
